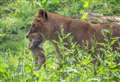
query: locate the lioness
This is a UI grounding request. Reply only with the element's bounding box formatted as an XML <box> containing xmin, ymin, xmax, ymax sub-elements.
<box><xmin>26</xmin><ymin>9</ymin><xmax>120</xmax><ymax>68</ymax></box>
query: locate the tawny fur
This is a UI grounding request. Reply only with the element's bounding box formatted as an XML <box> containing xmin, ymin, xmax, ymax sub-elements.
<box><xmin>27</xmin><ymin>33</ymin><xmax>45</xmax><ymax>68</ymax></box>
<box><xmin>27</xmin><ymin>10</ymin><xmax>120</xmax><ymax>45</ymax></box>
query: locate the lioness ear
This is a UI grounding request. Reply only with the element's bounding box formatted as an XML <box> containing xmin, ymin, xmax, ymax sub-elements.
<box><xmin>38</xmin><ymin>9</ymin><xmax>48</xmax><ymax>20</ymax></box>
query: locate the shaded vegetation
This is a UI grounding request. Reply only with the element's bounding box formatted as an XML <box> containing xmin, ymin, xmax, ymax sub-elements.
<box><xmin>0</xmin><ymin>0</ymin><xmax>120</xmax><ymax>82</ymax></box>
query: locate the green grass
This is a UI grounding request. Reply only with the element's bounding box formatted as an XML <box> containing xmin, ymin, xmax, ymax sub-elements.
<box><xmin>0</xmin><ymin>33</ymin><xmax>120</xmax><ymax>82</ymax></box>
<box><xmin>0</xmin><ymin>0</ymin><xmax>120</xmax><ymax>82</ymax></box>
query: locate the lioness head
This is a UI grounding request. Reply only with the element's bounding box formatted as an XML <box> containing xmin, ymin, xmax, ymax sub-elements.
<box><xmin>26</xmin><ymin>9</ymin><xmax>48</xmax><ymax>38</ymax></box>
<box><xmin>26</xmin><ymin>9</ymin><xmax>48</xmax><ymax>48</ymax></box>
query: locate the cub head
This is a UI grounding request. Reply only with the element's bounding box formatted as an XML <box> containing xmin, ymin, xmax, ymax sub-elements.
<box><xmin>26</xmin><ymin>9</ymin><xmax>48</xmax><ymax>38</ymax></box>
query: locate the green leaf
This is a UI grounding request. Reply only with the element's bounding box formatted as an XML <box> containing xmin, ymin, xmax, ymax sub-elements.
<box><xmin>51</xmin><ymin>0</ymin><xmax>60</xmax><ymax>4</ymax></box>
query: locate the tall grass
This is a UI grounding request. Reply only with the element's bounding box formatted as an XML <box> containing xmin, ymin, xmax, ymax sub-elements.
<box><xmin>0</xmin><ymin>0</ymin><xmax>120</xmax><ymax>82</ymax></box>
<box><xmin>0</xmin><ymin>29</ymin><xmax>120</xmax><ymax>82</ymax></box>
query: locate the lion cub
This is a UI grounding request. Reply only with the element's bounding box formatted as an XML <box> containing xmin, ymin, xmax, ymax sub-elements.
<box><xmin>27</xmin><ymin>33</ymin><xmax>45</xmax><ymax>70</ymax></box>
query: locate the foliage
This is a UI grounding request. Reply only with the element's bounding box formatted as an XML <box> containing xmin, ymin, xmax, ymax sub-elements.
<box><xmin>0</xmin><ymin>0</ymin><xmax>120</xmax><ymax>82</ymax></box>
<box><xmin>91</xmin><ymin>0</ymin><xmax>120</xmax><ymax>16</ymax></box>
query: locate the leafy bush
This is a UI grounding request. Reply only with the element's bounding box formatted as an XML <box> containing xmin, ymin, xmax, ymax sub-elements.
<box><xmin>91</xmin><ymin>0</ymin><xmax>120</xmax><ymax>16</ymax></box>
<box><xmin>0</xmin><ymin>0</ymin><xmax>120</xmax><ymax>82</ymax></box>
<box><xmin>0</xmin><ymin>29</ymin><xmax>120</xmax><ymax>82</ymax></box>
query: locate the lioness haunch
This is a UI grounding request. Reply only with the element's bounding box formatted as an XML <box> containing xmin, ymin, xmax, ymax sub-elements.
<box><xmin>28</xmin><ymin>33</ymin><xmax>45</xmax><ymax>70</ymax></box>
<box><xmin>26</xmin><ymin>9</ymin><xmax>120</xmax><ymax>69</ymax></box>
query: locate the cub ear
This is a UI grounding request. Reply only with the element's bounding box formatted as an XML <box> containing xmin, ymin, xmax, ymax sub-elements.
<box><xmin>38</xmin><ymin>9</ymin><xmax>48</xmax><ymax>20</ymax></box>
